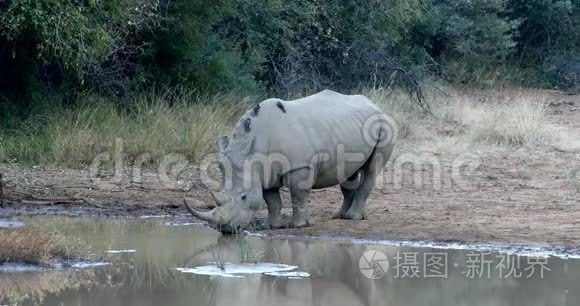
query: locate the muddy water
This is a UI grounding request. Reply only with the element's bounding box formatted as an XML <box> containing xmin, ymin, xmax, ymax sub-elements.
<box><xmin>1</xmin><ymin>217</ymin><xmax>579</xmax><ymax>306</ymax></box>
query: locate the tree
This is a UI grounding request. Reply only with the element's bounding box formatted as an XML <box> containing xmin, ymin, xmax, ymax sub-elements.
<box><xmin>411</xmin><ymin>0</ymin><xmax>519</xmax><ymax>81</ymax></box>
<box><xmin>0</xmin><ymin>0</ymin><xmax>160</xmax><ymax>97</ymax></box>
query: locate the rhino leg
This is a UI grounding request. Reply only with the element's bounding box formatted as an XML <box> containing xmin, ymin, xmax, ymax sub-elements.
<box><xmin>344</xmin><ymin>148</ymin><xmax>389</xmax><ymax>220</ymax></box>
<box><xmin>333</xmin><ymin>170</ymin><xmax>363</xmax><ymax>219</ymax></box>
<box><xmin>290</xmin><ymin>187</ymin><xmax>311</xmax><ymax>227</ymax></box>
<box><xmin>286</xmin><ymin>168</ymin><xmax>313</xmax><ymax>228</ymax></box>
<box><xmin>263</xmin><ymin>189</ymin><xmax>284</xmax><ymax>229</ymax></box>
<box><xmin>332</xmin><ymin>185</ymin><xmax>355</xmax><ymax>219</ymax></box>
<box><xmin>343</xmin><ymin>171</ymin><xmax>375</xmax><ymax>220</ymax></box>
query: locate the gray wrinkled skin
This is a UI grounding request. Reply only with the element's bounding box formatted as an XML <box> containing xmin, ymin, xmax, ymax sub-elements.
<box><xmin>185</xmin><ymin>90</ymin><xmax>396</xmax><ymax>233</ymax></box>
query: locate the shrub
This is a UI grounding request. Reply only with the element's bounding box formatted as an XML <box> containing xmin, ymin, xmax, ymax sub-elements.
<box><xmin>508</xmin><ymin>0</ymin><xmax>580</xmax><ymax>64</ymax></box>
<box><xmin>0</xmin><ymin>90</ymin><xmax>245</xmax><ymax>167</ymax></box>
<box><xmin>0</xmin><ymin>0</ymin><xmax>160</xmax><ymax>95</ymax></box>
<box><xmin>411</xmin><ymin>0</ymin><xmax>519</xmax><ymax>83</ymax></box>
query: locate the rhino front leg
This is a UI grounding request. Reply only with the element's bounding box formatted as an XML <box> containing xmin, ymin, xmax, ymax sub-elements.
<box><xmin>286</xmin><ymin>168</ymin><xmax>313</xmax><ymax>228</ymax></box>
<box><xmin>263</xmin><ymin>189</ymin><xmax>283</xmax><ymax>229</ymax></box>
<box><xmin>290</xmin><ymin>188</ymin><xmax>311</xmax><ymax>227</ymax></box>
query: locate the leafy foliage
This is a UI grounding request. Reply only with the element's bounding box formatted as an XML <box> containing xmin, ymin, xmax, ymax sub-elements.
<box><xmin>412</xmin><ymin>0</ymin><xmax>519</xmax><ymax>82</ymax></box>
<box><xmin>0</xmin><ymin>0</ymin><xmax>579</xmax><ymax>103</ymax></box>
<box><xmin>143</xmin><ymin>0</ymin><xmax>263</xmax><ymax>93</ymax></box>
<box><xmin>0</xmin><ymin>0</ymin><xmax>160</xmax><ymax>96</ymax></box>
<box><xmin>508</xmin><ymin>0</ymin><xmax>580</xmax><ymax>63</ymax></box>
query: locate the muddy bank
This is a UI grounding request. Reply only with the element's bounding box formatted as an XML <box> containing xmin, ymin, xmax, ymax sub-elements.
<box><xmin>1</xmin><ymin>145</ymin><xmax>579</xmax><ymax>252</ymax></box>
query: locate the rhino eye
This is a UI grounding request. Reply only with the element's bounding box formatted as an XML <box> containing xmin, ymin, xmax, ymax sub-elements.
<box><xmin>241</xmin><ymin>195</ymin><xmax>247</xmax><ymax>201</ymax></box>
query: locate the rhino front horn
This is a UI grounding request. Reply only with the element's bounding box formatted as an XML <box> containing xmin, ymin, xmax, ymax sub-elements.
<box><xmin>183</xmin><ymin>198</ymin><xmax>224</xmax><ymax>225</ymax></box>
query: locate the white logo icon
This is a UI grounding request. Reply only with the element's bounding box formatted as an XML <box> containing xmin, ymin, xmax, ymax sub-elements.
<box><xmin>359</xmin><ymin>250</ymin><xmax>389</xmax><ymax>279</ymax></box>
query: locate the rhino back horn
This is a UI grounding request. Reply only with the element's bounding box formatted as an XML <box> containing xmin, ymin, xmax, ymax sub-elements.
<box><xmin>211</xmin><ymin>191</ymin><xmax>229</xmax><ymax>206</ymax></box>
<box><xmin>217</xmin><ymin>136</ymin><xmax>229</xmax><ymax>154</ymax></box>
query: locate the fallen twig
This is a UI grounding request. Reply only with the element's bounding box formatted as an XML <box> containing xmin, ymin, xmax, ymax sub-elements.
<box><xmin>20</xmin><ymin>199</ymin><xmax>85</xmax><ymax>205</ymax></box>
<box><xmin>30</xmin><ymin>195</ymin><xmax>81</xmax><ymax>202</ymax></box>
<box><xmin>552</xmin><ymin>146</ymin><xmax>579</xmax><ymax>153</ymax></box>
<box><xmin>18</xmin><ymin>194</ymin><xmax>106</xmax><ymax>209</ymax></box>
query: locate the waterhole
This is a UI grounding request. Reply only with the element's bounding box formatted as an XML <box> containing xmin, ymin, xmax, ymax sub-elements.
<box><xmin>0</xmin><ymin>216</ymin><xmax>578</xmax><ymax>305</ymax></box>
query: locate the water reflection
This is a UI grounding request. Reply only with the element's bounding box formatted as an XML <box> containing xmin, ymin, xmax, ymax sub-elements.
<box><xmin>0</xmin><ymin>217</ymin><xmax>577</xmax><ymax>306</ymax></box>
<box><xmin>0</xmin><ymin>269</ymin><xmax>95</xmax><ymax>305</ymax></box>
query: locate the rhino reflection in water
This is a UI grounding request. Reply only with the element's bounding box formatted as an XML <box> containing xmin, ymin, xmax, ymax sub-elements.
<box><xmin>184</xmin><ymin>90</ymin><xmax>397</xmax><ymax>232</ymax></box>
<box><xmin>185</xmin><ymin>235</ymin><xmax>381</xmax><ymax>306</ymax></box>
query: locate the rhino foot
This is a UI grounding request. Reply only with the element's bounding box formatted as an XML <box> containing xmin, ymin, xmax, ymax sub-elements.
<box><xmin>342</xmin><ymin>210</ymin><xmax>367</xmax><ymax>220</ymax></box>
<box><xmin>291</xmin><ymin>218</ymin><xmax>312</xmax><ymax>228</ymax></box>
<box><xmin>260</xmin><ymin>218</ymin><xmax>285</xmax><ymax>230</ymax></box>
<box><xmin>268</xmin><ymin>220</ymin><xmax>285</xmax><ymax>230</ymax></box>
<box><xmin>332</xmin><ymin>210</ymin><xmax>347</xmax><ymax>219</ymax></box>
<box><xmin>269</xmin><ymin>223</ymin><xmax>285</xmax><ymax>230</ymax></box>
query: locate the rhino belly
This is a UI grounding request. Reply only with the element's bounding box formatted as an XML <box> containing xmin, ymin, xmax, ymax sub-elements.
<box><xmin>311</xmin><ymin>146</ymin><xmax>375</xmax><ymax>189</ymax></box>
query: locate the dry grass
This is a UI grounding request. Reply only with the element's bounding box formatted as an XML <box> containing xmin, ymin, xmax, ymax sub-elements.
<box><xmin>0</xmin><ymin>226</ymin><xmax>96</xmax><ymax>266</ymax></box>
<box><xmin>442</xmin><ymin>91</ymin><xmax>557</xmax><ymax>146</ymax></box>
<box><xmin>0</xmin><ymin>91</ymin><xmax>246</xmax><ymax>167</ymax></box>
<box><xmin>364</xmin><ymin>88</ymin><xmax>420</xmax><ymax>139</ymax></box>
<box><xmin>0</xmin><ymin>86</ymin><xmax>567</xmax><ymax>168</ymax></box>
<box><xmin>368</xmin><ymin>86</ymin><xmax>560</xmax><ymax>149</ymax></box>
<box><xmin>0</xmin><ymin>270</ymin><xmax>95</xmax><ymax>305</ymax></box>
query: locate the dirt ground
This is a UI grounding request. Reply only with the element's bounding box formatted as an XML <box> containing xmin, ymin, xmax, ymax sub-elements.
<box><xmin>1</xmin><ymin>89</ymin><xmax>579</xmax><ymax>249</ymax></box>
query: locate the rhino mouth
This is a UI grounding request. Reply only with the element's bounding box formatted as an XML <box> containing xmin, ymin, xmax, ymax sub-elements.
<box><xmin>183</xmin><ymin>199</ymin><xmax>246</xmax><ymax>234</ymax></box>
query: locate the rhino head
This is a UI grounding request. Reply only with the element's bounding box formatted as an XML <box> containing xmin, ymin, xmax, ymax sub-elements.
<box><xmin>184</xmin><ymin>135</ymin><xmax>265</xmax><ymax>233</ymax></box>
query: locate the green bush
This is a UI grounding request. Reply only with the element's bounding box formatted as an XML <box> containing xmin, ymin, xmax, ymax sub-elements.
<box><xmin>143</xmin><ymin>0</ymin><xmax>263</xmax><ymax>94</ymax></box>
<box><xmin>411</xmin><ymin>0</ymin><xmax>519</xmax><ymax>83</ymax></box>
<box><xmin>508</xmin><ymin>0</ymin><xmax>579</xmax><ymax>63</ymax></box>
<box><xmin>0</xmin><ymin>0</ymin><xmax>578</xmax><ymax>103</ymax></box>
<box><xmin>0</xmin><ymin>0</ymin><xmax>160</xmax><ymax>96</ymax></box>
<box><xmin>507</xmin><ymin>0</ymin><xmax>580</xmax><ymax>86</ymax></box>
<box><xmin>144</xmin><ymin>0</ymin><xmax>425</xmax><ymax>95</ymax></box>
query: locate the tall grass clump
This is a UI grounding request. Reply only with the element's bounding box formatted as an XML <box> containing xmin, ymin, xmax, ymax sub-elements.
<box><xmin>444</xmin><ymin>92</ymin><xmax>557</xmax><ymax>146</ymax></box>
<box><xmin>0</xmin><ymin>90</ymin><xmax>246</xmax><ymax>167</ymax></box>
<box><xmin>238</xmin><ymin>239</ymin><xmax>264</xmax><ymax>264</ymax></box>
<box><xmin>0</xmin><ymin>226</ymin><xmax>96</xmax><ymax>266</ymax></box>
<box><xmin>365</xmin><ymin>85</ymin><xmax>558</xmax><ymax>148</ymax></box>
<box><xmin>364</xmin><ymin>88</ymin><xmax>425</xmax><ymax>139</ymax></box>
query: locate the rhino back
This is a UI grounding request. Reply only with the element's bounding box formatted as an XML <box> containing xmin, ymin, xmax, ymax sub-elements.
<box><xmin>252</xmin><ymin>90</ymin><xmax>384</xmax><ymax>187</ymax></box>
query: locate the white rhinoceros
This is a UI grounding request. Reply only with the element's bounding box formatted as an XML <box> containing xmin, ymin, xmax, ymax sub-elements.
<box><xmin>184</xmin><ymin>90</ymin><xmax>397</xmax><ymax>232</ymax></box>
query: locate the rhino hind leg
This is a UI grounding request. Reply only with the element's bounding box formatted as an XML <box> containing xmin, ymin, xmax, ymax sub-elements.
<box><xmin>343</xmin><ymin>148</ymin><xmax>389</xmax><ymax>220</ymax></box>
<box><xmin>332</xmin><ymin>182</ymin><xmax>357</xmax><ymax>219</ymax></box>
<box><xmin>343</xmin><ymin>171</ymin><xmax>375</xmax><ymax>220</ymax></box>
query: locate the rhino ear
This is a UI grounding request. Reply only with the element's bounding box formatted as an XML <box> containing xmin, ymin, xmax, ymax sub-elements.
<box><xmin>217</xmin><ymin>136</ymin><xmax>229</xmax><ymax>154</ymax></box>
